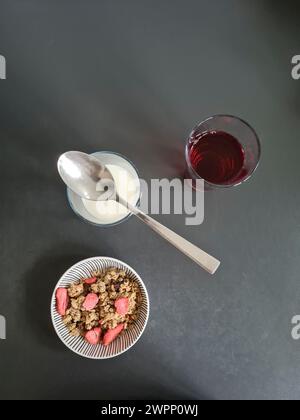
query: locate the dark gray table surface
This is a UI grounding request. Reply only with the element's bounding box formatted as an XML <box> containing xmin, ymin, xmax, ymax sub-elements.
<box><xmin>1</xmin><ymin>0</ymin><xmax>300</xmax><ymax>400</ymax></box>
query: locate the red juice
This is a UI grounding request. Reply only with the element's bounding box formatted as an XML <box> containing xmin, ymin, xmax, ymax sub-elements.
<box><xmin>188</xmin><ymin>131</ymin><xmax>245</xmax><ymax>184</ymax></box>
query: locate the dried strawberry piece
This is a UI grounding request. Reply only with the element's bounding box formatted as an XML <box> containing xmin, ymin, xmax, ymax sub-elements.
<box><xmin>84</xmin><ymin>277</ymin><xmax>97</xmax><ymax>284</ymax></box>
<box><xmin>82</xmin><ymin>293</ymin><xmax>99</xmax><ymax>310</ymax></box>
<box><xmin>114</xmin><ymin>297</ymin><xmax>129</xmax><ymax>316</ymax></box>
<box><xmin>85</xmin><ymin>327</ymin><xmax>101</xmax><ymax>345</ymax></box>
<box><xmin>103</xmin><ymin>324</ymin><xmax>124</xmax><ymax>346</ymax></box>
<box><xmin>56</xmin><ymin>287</ymin><xmax>69</xmax><ymax>316</ymax></box>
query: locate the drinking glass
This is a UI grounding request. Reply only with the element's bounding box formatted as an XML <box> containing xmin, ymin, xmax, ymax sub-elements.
<box><xmin>185</xmin><ymin>115</ymin><xmax>261</xmax><ymax>189</ymax></box>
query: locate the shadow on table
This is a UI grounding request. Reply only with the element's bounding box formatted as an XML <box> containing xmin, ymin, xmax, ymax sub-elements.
<box><xmin>261</xmin><ymin>0</ymin><xmax>300</xmax><ymax>17</ymax></box>
<box><xmin>23</xmin><ymin>244</ymin><xmax>105</xmax><ymax>351</ymax></box>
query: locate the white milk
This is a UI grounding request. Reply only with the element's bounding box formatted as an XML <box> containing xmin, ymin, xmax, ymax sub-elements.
<box><xmin>81</xmin><ymin>163</ymin><xmax>139</xmax><ymax>224</ymax></box>
<box><xmin>67</xmin><ymin>152</ymin><xmax>140</xmax><ymax>225</ymax></box>
<box><xmin>74</xmin><ymin>153</ymin><xmax>140</xmax><ymax>225</ymax></box>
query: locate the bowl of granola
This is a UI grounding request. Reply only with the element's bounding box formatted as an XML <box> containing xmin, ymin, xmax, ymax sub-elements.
<box><xmin>51</xmin><ymin>257</ymin><xmax>149</xmax><ymax>359</ymax></box>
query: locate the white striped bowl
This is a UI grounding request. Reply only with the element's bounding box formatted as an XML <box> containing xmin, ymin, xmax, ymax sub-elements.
<box><xmin>51</xmin><ymin>257</ymin><xmax>150</xmax><ymax>359</ymax></box>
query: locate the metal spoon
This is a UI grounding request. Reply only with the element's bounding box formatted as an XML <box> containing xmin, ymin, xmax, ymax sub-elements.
<box><xmin>57</xmin><ymin>151</ymin><xmax>220</xmax><ymax>274</ymax></box>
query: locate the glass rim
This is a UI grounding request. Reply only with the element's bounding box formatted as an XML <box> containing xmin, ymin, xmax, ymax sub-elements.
<box><xmin>67</xmin><ymin>150</ymin><xmax>141</xmax><ymax>227</ymax></box>
<box><xmin>185</xmin><ymin>114</ymin><xmax>261</xmax><ymax>189</ymax></box>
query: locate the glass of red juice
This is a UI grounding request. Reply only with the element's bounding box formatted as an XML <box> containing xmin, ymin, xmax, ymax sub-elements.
<box><xmin>185</xmin><ymin>115</ymin><xmax>261</xmax><ymax>189</ymax></box>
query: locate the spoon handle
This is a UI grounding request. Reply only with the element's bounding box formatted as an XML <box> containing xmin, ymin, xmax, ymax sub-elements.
<box><xmin>121</xmin><ymin>198</ymin><xmax>220</xmax><ymax>275</ymax></box>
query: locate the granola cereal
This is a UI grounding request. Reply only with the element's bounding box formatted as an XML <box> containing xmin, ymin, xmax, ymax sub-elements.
<box><xmin>55</xmin><ymin>267</ymin><xmax>142</xmax><ymax>346</ymax></box>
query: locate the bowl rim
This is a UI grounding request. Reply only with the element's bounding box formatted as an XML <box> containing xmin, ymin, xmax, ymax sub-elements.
<box><xmin>50</xmin><ymin>256</ymin><xmax>150</xmax><ymax>359</ymax></box>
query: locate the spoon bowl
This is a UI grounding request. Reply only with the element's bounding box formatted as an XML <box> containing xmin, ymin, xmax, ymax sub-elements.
<box><xmin>58</xmin><ymin>151</ymin><xmax>116</xmax><ymax>201</ymax></box>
